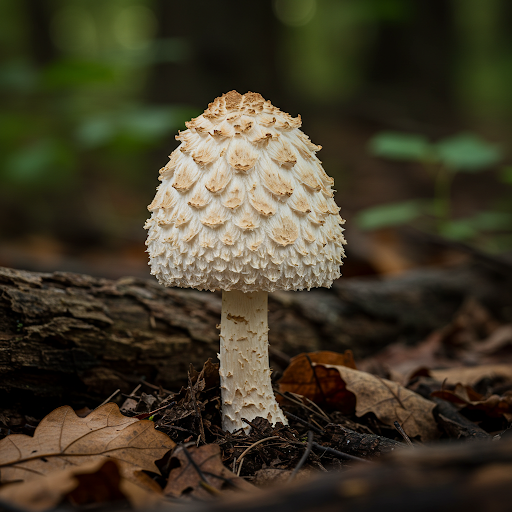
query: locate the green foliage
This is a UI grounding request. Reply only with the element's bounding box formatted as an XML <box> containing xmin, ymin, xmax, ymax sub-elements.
<box><xmin>439</xmin><ymin>212</ymin><xmax>512</xmax><ymax>241</ymax></box>
<box><xmin>356</xmin><ymin>200</ymin><xmax>425</xmax><ymax>230</ymax></box>
<box><xmin>369</xmin><ymin>131</ymin><xmax>502</xmax><ymax>171</ymax></box>
<box><xmin>368</xmin><ymin>132</ymin><xmax>431</xmax><ymax>161</ymax></box>
<box><xmin>359</xmin><ymin>130</ymin><xmax>508</xmax><ymax>250</ymax></box>
<box><xmin>434</xmin><ymin>133</ymin><xmax>502</xmax><ymax>172</ymax></box>
<box><xmin>0</xmin><ymin>55</ymin><xmax>196</xmax><ymax>192</ymax></box>
<box><xmin>76</xmin><ymin>105</ymin><xmax>196</xmax><ymax>149</ymax></box>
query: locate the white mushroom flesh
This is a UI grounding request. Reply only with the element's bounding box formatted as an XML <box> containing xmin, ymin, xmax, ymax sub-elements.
<box><xmin>219</xmin><ymin>290</ymin><xmax>286</xmax><ymax>432</ymax></box>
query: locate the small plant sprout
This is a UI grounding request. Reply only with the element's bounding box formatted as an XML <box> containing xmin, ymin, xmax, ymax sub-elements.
<box><xmin>359</xmin><ymin>131</ymin><xmax>505</xmax><ymax>246</ymax></box>
<box><xmin>145</xmin><ymin>91</ymin><xmax>346</xmax><ymax>432</ymax></box>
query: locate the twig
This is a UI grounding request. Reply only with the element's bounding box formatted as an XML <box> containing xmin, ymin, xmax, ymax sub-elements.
<box><xmin>433</xmin><ymin>398</ymin><xmax>490</xmax><ymax>440</ymax></box>
<box><xmin>284</xmin><ymin>412</ymin><xmax>324</xmax><ymax>435</ymax></box>
<box><xmin>236</xmin><ymin>436</ymin><xmax>281</xmax><ymax>462</ymax></box>
<box><xmin>129</xmin><ymin>383</ymin><xmax>142</xmax><ymax>396</ymax></box>
<box><xmin>311</xmin><ymin>441</ymin><xmax>371</xmax><ymax>463</ymax></box>
<box><xmin>135</xmin><ymin>401</ymin><xmax>176</xmax><ymax>420</ymax></box>
<box><xmin>310</xmin><ymin>417</ymin><xmax>325</xmax><ymax>431</ymax></box>
<box><xmin>274</xmin><ymin>390</ymin><xmax>329</xmax><ymax>423</ymax></box>
<box><xmin>95</xmin><ymin>389</ymin><xmax>120</xmax><ymax>410</ymax></box>
<box><xmin>233</xmin><ymin>436</ymin><xmax>281</xmax><ymax>474</ymax></box>
<box><xmin>289</xmin><ymin>431</ymin><xmax>314</xmax><ymax>481</ymax></box>
<box><xmin>241</xmin><ymin>417</ymin><xmax>267</xmax><ymax>434</ymax></box>
<box><xmin>394</xmin><ymin>421</ymin><xmax>414</xmax><ymax>446</ymax></box>
<box><xmin>303</xmin><ymin>396</ymin><xmax>331</xmax><ymax>422</ymax></box>
<box><xmin>188</xmin><ymin>372</ymin><xmax>206</xmax><ymax>444</ymax></box>
<box><xmin>139</xmin><ymin>379</ymin><xmax>173</xmax><ymax>395</ymax></box>
<box><xmin>236</xmin><ymin>457</ymin><xmax>244</xmax><ymax>477</ymax></box>
<box><xmin>306</xmin><ymin>355</ymin><xmax>327</xmax><ymax>403</ymax></box>
<box><xmin>165</xmin><ymin>425</ymin><xmax>197</xmax><ymax>436</ymax></box>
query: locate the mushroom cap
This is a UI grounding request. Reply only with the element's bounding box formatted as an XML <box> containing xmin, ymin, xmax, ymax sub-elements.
<box><xmin>145</xmin><ymin>91</ymin><xmax>346</xmax><ymax>292</ymax></box>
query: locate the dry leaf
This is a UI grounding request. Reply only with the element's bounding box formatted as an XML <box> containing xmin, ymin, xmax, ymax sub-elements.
<box><xmin>321</xmin><ymin>365</ymin><xmax>439</xmax><ymax>441</ymax></box>
<box><xmin>0</xmin><ymin>463</ymin><xmax>80</xmax><ymax>512</ymax></box>
<box><xmin>0</xmin><ymin>403</ymin><xmax>175</xmax><ymax>490</ymax></box>
<box><xmin>279</xmin><ymin>353</ymin><xmax>438</xmax><ymax>441</ymax></box>
<box><xmin>278</xmin><ymin>350</ymin><xmax>356</xmax><ymax>407</ymax></box>
<box><xmin>165</xmin><ymin>444</ymin><xmax>254</xmax><ymax>499</ymax></box>
<box><xmin>0</xmin><ymin>459</ymin><xmax>163</xmax><ymax>511</ymax></box>
<box><xmin>476</xmin><ymin>325</ymin><xmax>512</xmax><ymax>355</ymax></box>
<box><xmin>432</xmin><ymin>385</ymin><xmax>512</xmax><ymax>419</ymax></box>
<box><xmin>430</xmin><ymin>365</ymin><xmax>512</xmax><ymax>387</ymax></box>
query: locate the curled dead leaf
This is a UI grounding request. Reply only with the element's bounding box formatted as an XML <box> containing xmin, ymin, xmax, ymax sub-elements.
<box><xmin>0</xmin><ymin>459</ymin><xmax>163</xmax><ymax>512</ymax></box>
<box><xmin>165</xmin><ymin>444</ymin><xmax>254</xmax><ymax>499</ymax></box>
<box><xmin>430</xmin><ymin>365</ymin><xmax>512</xmax><ymax>387</ymax></box>
<box><xmin>279</xmin><ymin>352</ymin><xmax>438</xmax><ymax>441</ymax></box>
<box><xmin>278</xmin><ymin>350</ymin><xmax>356</xmax><ymax>408</ymax></box>
<box><xmin>432</xmin><ymin>384</ymin><xmax>512</xmax><ymax>419</ymax></box>
<box><xmin>0</xmin><ymin>403</ymin><xmax>175</xmax><ymax>490</ymax></box>
<box><xmin>322</xmin><ymin>365</ymin><xmax>439</xmax><ymax>441</ymax></box>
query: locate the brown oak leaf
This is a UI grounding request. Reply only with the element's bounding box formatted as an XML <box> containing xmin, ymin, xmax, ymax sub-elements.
<box><xmin>323</xmin><ymin>365</ymin><xmax>439</xmax><ymax>441</ymax></box>
<box><xmin>165</xmin><ymin>444</ymin><xmax>254</xmax><ymax>499</ymax></box>
<box><xmin>0</xmin><ymin>403</ymin><xmax>175</xmax><ymax>490</ymax></box>
<box><xmin>278</xmin><ymin>350</ymin><xmax>357</xmax><ymax>408</ymax></box>
<box><xmin>0</xmin><ymin>459</ymin><xmax>163</xmax><ymax>512</ymax></box>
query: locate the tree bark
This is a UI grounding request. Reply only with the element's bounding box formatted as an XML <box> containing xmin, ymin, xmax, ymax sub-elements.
<box><xmin>0</xmin><ymin>263</ymin><xmax>508</xmax><ymax>412</ymax></box>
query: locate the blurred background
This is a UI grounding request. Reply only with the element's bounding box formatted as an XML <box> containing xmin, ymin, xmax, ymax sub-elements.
<box><xmin>1</xmin><ymin>0</ymin><xmax>511</xmax><ymax>279</ymax></box>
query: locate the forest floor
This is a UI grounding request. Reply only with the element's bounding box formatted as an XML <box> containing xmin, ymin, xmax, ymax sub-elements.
<box><xmin>1</xmin><ymin>257</ymin><xmax>512</xmax><ymax>511</ymax></box>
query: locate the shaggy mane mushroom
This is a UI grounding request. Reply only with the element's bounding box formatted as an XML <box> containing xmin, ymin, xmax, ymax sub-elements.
<box><xmin>145</xmin><ymin>91</ymin><xmax>346</xmax><ymax>432</ymax></box>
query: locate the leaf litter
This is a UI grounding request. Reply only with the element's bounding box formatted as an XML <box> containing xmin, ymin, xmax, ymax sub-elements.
<box><xmin>2</xmin><ymin>294</ymin><xmax>512</xmax><ymax>510</ymax></box>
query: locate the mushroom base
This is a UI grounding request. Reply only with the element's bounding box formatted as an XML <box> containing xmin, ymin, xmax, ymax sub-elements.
<box><xmin>219</xmin><ymin>290</ymin><xmax>288</xmax><ymax>432</ymax></box>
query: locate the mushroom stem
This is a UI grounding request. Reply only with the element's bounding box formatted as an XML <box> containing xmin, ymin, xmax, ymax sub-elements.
<box><xmin>219</xmin><ymin>290</ymin><xmax>288</xmax><ymax>432</ymax></box>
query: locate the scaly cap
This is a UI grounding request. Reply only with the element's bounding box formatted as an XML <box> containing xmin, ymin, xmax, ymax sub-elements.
<box><xmin>145</xmin><ymin>91</ymin><xmax>346</xmax><ymax>292</ymax></box>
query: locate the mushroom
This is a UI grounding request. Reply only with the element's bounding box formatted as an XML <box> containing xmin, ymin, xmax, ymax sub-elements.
<box><xmin>145</xmin><ymin>91</ymin><xmax>346</xmax><ymax>432</ymax></box>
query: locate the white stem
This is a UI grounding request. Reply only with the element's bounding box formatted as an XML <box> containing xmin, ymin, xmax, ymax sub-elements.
<box><xmin>219</xmin><ymin>290</ymin><xmax>288</xmax><ymax>432</ymax></box>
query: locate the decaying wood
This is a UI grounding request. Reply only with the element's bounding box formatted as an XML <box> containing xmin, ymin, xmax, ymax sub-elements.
<box><xmin>0</xmin><ymin>263</ymin><xmax>508</xmax><ymax>410</ymax></box>
<box><xmin>433</xmin><ymin>398</ymin><xmax>491</xmax><ymax>440</ymax></box>
<box><xmin>324</xmin><ymin>424</ymin><xmax>404</xmax><ymax>458</ymax></box>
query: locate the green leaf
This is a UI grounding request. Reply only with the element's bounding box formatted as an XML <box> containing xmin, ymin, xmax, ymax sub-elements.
<box><xmin>439</xmin><ymin>219</ymin><xmax>478</xmax><ymax>241</ymax></box>
<box><xmin>439</xmin><ymin>211</ymin><xmax>512</xmax><ymax>241</ymax></box>
<box><xmin>368</xmin><ymin>131</ymin><xmax>431</xmax><ymax>161</ymax></box>
<box><xmin>76</xmin><ymin>106</ymin><xmax>199</xmax><ymax>149</ymax></box>
<box><xmin>356</xmin><ymin>200</ymin><xmax>425</xmax><ymax>230</ymax></box>
<box><xmin>470</xmin><ymin>211</ymin><xmax>512</xmax><ymax>231</ymax></box>
<box><xmin>435</xmin><ymin>133</ymin><xmax>502</xmax><ymax>172</ymax></box>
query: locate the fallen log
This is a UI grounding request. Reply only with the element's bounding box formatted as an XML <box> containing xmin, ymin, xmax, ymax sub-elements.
<box><xmin>0</xmin><ymin>263</ymin><xmax>508</xmax><ymax>411</ymax></box>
